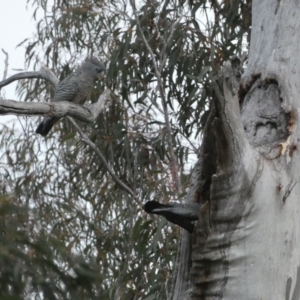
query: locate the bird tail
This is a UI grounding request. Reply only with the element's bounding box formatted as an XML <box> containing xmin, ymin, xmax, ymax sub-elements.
<box><xmin>35</xmin><ymin>117</ymin><xmax>60</xmax><ymax>136</ymax></box>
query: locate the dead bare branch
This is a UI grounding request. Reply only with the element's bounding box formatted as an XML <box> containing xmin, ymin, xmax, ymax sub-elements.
<box><xmin>0</xmin><ymin>64</ymin><xmax>59</xmax><ymax>89</ymax></box>
<box><xmin>1</xmin><ymin>49</ymin><xmax>9</xmax><ymax>81</ymax></box>
<box><xmin>0</xmin><ymin>89</ymin><xmax>112</xmax><ymax>122</ymax></box>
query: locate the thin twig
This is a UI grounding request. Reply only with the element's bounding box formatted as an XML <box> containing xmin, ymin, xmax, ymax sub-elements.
<box><xmin>114</xmin><ymin>193</ymin><xmax>134</xmax><ymax>300</ymax></box>
<box><xmin>67</xmin><ymin>116</ymin><xmax>136</xmax><ymax>198</ymax></box>
<box><xmin>129</xmin><ymin>0</ymin><xmax>161</xmax><ymax>78</ymax></box>
<box><xmin>157</xmin><ymin>0</ymin><xmax>170</xmax><ymax>25</ymax></box>
<box><xmin>0</xmin><ymin>49</ymin><xmax>9</xmax><ymax>99</ymax></box>
<box><xmin>129</xmin><ymin>0</ymin><xmax>182</xmax><ymax>194</ymax></box>
<box><xmin>160</xmin><ymin>19</ymin><xmax>180</xmax><ymax>70</ymax></box>
<box><xmin>171</xmin><ymin>124</ymin><xmax>198</xmax><ymax>153</ymax></box>
<box><xmin>1</xmin><ymin>49</ymin><xmax>9</xmax><ymax>81</ymax></box>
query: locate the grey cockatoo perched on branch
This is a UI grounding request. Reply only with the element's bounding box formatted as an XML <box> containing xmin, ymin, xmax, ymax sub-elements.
<box><xmin>36</xmin><ymin>57</ymin><xmax>105</xmax><ymax>136</ymax></box>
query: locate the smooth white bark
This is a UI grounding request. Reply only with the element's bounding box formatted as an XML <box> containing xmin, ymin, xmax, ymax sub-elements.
<box><xmin>172</xmin><ymin>1</ymin><xmax>300</xmax><ymax>299</ymax></box>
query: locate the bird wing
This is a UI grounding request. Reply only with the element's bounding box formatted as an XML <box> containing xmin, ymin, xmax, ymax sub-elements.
<box><xmin>143</xmin><ymin>201</ymin><xmax>200</xmax><ymax>233</ymax></box>
<box><xmin>164</xmin><ymin>213</ymin><xmax>195</xmax><ymax>233</ymax></box>
<box><xmin>151</xmin><ymin>204</ymin><xmax>200</xmax><ymax>233</ymax></box>
<box><xmin>152</xmin><ymin>203</ymin><xmax>200</xmax><ymax>221</ymax></box>
<box><xmin>53</xmin><ymin>73</ymin><xmax>80</xmax><ymax>103</ymax></box>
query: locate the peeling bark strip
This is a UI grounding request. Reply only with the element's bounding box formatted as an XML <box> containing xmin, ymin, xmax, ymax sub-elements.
<box><xmin>170</xmin><ymin>109</ymin><xmax>218</xmax><ymax>300</ymax></box>
<box><xmin>189</xmin><ymin>58</ymin><xmax>264</xmax><ymax>299</ymax></box>
<box><xmin>173</xmin><ymin>54</ymin><xmax>294</xmax><ymax>299</ymax></box>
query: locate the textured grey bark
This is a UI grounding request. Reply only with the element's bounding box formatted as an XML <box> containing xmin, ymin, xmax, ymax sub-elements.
<box><xmin>171</xmin><ymin>0</ymin><xmax>299</xmax><ymax>299</ymax></box>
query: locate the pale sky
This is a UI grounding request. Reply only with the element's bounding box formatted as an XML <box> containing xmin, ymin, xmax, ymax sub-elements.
<box><xmin>0</xmin><ymin>1</ymin><xmax>36</xmax><ymax>99</ymax></box>
<box><xmin>0</xmin><ymin>1</ymin><xmax>37</xmax><ymax>125</ymax></box>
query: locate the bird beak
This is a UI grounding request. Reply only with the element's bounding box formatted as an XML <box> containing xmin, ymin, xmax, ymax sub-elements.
<box><xmin>98</xmin><ymin>71</ymin><xmax>105</xmax><ymax>79</ymax></box>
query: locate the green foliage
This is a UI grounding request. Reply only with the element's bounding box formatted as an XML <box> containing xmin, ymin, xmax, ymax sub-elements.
<box><xmin>0</xmin><ymin>0</ymin><xmax>251</xmax><ymax>299</ymax></box>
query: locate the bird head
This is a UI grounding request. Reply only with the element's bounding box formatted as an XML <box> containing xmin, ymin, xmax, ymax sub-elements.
<box><xmin>83</xmin><ymin>57</ymin><xmax>106</xmax><ymax>81</ymax></box>
<box><xmin>143</xmin><ymin>200</ymin><xmax>162</xmax><ymax>213</ymax></box>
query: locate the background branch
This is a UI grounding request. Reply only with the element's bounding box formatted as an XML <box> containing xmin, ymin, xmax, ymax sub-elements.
<box><xmin>129</xmin><ymin>0</ymin><xmax>182</xmax><ymax>195</ymax></box>
<box><xmin>67</xmin><ymin>116</ymin><xmax>136</xmax><ymax>198</ymax></box>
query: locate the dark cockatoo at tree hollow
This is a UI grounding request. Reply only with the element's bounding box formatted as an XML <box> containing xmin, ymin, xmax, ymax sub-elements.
<box><xmin>143</xmin><ymin>200</ymin><xmax>201</xmax><ymax>233</ymax></box>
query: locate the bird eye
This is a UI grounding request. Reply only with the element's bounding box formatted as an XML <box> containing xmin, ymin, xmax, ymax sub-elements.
<box><xmin>96</xmin><ymin>67</ymin><xmax>104</xmax><ymax>73</ymax></box>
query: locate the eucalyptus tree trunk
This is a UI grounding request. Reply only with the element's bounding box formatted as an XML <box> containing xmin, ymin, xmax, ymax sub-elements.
<box><xmin>172</xmin><ymin>1</ymin><xmax>300</xmax><ymax>299</ymax></box>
